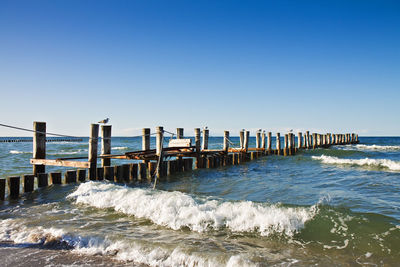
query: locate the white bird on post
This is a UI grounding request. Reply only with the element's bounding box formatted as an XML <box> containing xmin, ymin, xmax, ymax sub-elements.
<box><xmin>98</xmin><ymin>118</ymin><xmax>109</xmax><ymax>124</ymax></box>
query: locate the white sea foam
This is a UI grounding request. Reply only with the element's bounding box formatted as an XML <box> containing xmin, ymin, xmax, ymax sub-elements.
<box><xmin>9</xmin><ymin>150</ymin><xmax>31</xmax><ymax>154</ymax></box>
<box><xmin>343</xmin><ymin>144</ymin><xmax>400</xmax><ymax>151</ymax></box>
<box><xmin>112</xmin><ymin>146</ymin><xmax>129</xmax><ymax>150</ymax></box>
<box><xmin>0</xmin><ymin>218</ymin><xmax>252</xmax><ymax>267</ymax></box>
<box><xmin>312</xmin><ymin>155</ymin><xmax>400</xmax><ymax>171</ymax></box>
<box><xmin>68</xmin><ymin>182</ymin><xmax>317</xmax><ymax>236</ymax></box>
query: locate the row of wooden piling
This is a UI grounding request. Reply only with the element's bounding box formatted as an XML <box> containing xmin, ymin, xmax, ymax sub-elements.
<box><xmin>0</xmin><ymin>138</ymin><xmax>83</xmax><ymax>142</ymax></box>
<box><xmin>0</xmin><ymin>121</ymin><xmax>359</xmax><ymax>201</ymax></box>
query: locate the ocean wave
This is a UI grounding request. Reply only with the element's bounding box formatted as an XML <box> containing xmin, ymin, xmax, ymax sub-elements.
<box><xmin>9</xmin><ymin>150</ymin><xmax>31</xmax><ymax>154</ymax></box>
<box><xmin>68</xmin><ymin>182</ymin><xmax>317</xmax><ymax>236</ymax></box>
<box><xmin>342</xmin><ymin>144</ymin><xmax>400</xmax><ymax>151</ymax></box>
<box><xmin>0</xmin><ymin>218</ymin><xmax>253</xmax><ymax>267</ymax></box>
<box><xmin>312</xmin><ymin>155</ymin><xmax>400</xmax><ymax>171</ymax></box>
<box><xmin>112</xmin><ymin>146</ymin><xmax>129</xmax><ymax>150</ymax></box>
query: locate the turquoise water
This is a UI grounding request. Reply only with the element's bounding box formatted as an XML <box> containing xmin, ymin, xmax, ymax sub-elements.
<box><xmin>0</xmin><ymin>136</ymin><xmax>399</xmax><ymax>266</ymax></box>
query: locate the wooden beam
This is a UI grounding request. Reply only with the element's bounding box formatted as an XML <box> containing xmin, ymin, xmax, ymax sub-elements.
<box><xmin>30</xmin><ymin>159</ymin><xmax>90</xmax><ymax>168</ymax></box>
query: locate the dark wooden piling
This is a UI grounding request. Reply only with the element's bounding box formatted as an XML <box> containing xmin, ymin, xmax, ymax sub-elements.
<box><xmin>306</xmin><ymin>131</ymin><xmax>310</xmax><ymax>149</ymax></box>
<box><xmin>50</xmin><ymin>172</ymin><xmax>62</xmax><ymax>184</ymax></box>
<box><xmin>233</xmin><ymin>153</ymin><xmax>239</xmax><ymax>165</ymax></box>
<box><xmin>96</xmin><ymin>167</ymin><xmax>104</xmax><ymax>180</ymax></box>
<box><xmin>194</xmin><ymin>128</ymin><xmax>201</xmax><ymax>168</ymax></box>
<box><xmin>184</xmin><ymin>158</ymin><xmax>193</xmax><ymax>171</ymax></box>
<box><xmin>202</xmin><ymin>128</ymin><xmax>209</xmax><ymax>150</ymax></box>
<box><xmin>223</xmin><ymin>131</ymin><xmax>229</xmax><ymax>152</ymax></box>
<box><xmin>267</xmin><ymin>132</ymin><xmax>272</xmax><ymax>154</ymax></box>
<box><xmin>78</xmin><ymin>169</ymin><xmax>87</xmax><ymax>182</ymax></box>
<box><xmin>0</xmin><ymin>179</ymin><xmax>5</xmax><ymax>200</ymax></box>
<box><xmin>284</xmin><ymin>134</ymin><xmax>288</xmax><ymax>156</ymax></box>
<box><xmin>261</xmin><ymin>131</ymin><xmax>266</xmax><ymax>151</ymax></box>
<box><xmin>104</xmin><ymin>166</ymin><xmax>114</xmax><ymax>181</ymax></box>
<box><xmin>148</xmin><ymin>162</ymin><xmax>157</xmax><ymax>180</ymax></box>
<box><xmin>101</xmin><ymin>125</ymin><xmax>112</xmax><ymax>167</ymax></box>
<box><xmin>115</xmin><ymin>165</ymin><xmax>124</xmax><ymax>183</ymax></box>
<box><xmin>312</xmin><ymin>133</ymin><xmax>317</xmax><ymax>149</ymax></box>
<box><xmin>244</xmin><ymin>131</ymin><xmax>250</xmax><ymax>152</ymax></box>
<box><xmin>38</xmin><ymin>173</ymin><xmax>48</xmax><ymax>187</ymax></box>
<box><xmin>298</xmin><ymin>132</ymin><xmax>302</xmax><ymax>149</ymax></box>
<box><xmin>122</xmin><ymin>164</ymin><xmax>130</xmax><ymax>182</ymax></box>
<box><xmin>88</xmin><ymin>124</ymin><xmax>99</xmax><ymax>180</ymax></box>
<box><xmin>65</xmin><ymin>170</ymin><xmax>77</xmax><ymax>183</ymax></box>
<box><xmin>7</xmin><ymin>176</ymin><xmax>20</xmax><ymax>199</ymax></box>
<box><xmin>155</xmin><ymin>126</ymin><xmax>164</xmax><ymax>179</ymax></box>
<box><xmin>138</xmin><ymin>163</ymin><xmax>147</xmax><ymax>181</ymax></box>
<box><xmin>129</xmin><ymin>163</ymin><xmax>138</xmax><ymax>181</ymax></box>
<box><xmin>276</xmin><ymin>133</ymin><xmax>281</xmax><ymax>155</ymax></box>
<box><xmin>256</xmin><ymin>130</ymin><xmax>261</xmax><ymax>149</ymax></box>
<box><xmin>167</xmin><ymin>160</ymin><xmax>175</xmax><ymax>175</ymax></box>
<box><xmin>23</xmin><ymin>174</ymin><xmax>35</xmax><ymax>192</ymax></box>
<box><xmin>33</xmin><ymin>121</ymin><xmax>46</xmax><ymax>176</ymax></box>
<box><xmin>142</xmin><ymin>128</ymin><xmax>150</xmax><ymax>164</ymax></box>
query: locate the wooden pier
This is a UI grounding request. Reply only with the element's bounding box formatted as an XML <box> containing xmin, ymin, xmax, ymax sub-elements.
<box><xmin>0</xmin><ymin>121</ymin><xmax>359</xmax><ymax>200</ymax></box>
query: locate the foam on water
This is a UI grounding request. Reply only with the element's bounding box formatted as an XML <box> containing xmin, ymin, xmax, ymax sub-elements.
<box><xmin>0</xmin><ymin>218</ymin><xmax>253</xmax><ymax>267</ymax></box>
<box><xmin>112</xmin><ymin>146</ymin><xmax>129</xmax><ymax>150</ymax></box>
<box><xmin>312</xmin><ymin>155</ymin><xmax>400</xmax><ymax>171</ymax></box>
<box><xmin>68</xmin><ymin>182</ymin><xmax>317</xmax><ymax>236</ymax></box>
<box><xmin>342</xmin><ymin>144</ymin><xmax>400</xmax><ymax>151</ymax></box>
<box><xmin>9</xmin><ymin>150</ymin><xmax>31</xmax><ymax>154</ymax></box>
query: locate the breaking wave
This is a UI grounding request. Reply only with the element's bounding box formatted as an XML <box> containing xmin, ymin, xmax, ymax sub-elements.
<box><xmin>343</xmin><ymin>144</ymin><xmax>400</xmax><ymax>151</ymax></box>
<box><xmin>312</xmin><ymin>155</ymin><xmax>400</xmax><ymax>171</ymax></box>
<box><xmin>68</xmin><ymin>182</ymin><xmax>317</xmax><ymax>236</ymax></box>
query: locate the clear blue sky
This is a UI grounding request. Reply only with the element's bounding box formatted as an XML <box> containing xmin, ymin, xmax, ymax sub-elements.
<box><xmin>0</xmin><ymin>0</ymin><xmax>399</xmax><ymax>136</ymax></box>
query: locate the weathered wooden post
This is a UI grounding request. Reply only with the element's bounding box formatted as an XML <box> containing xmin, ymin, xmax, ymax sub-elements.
<box><xmin>256</xmin><ymin>130</ymin><xmax>261</xmax><ymax>149</ymax></box>
<box><xmin>306</xmin><ymin>131</ymin><xmax>310</xmax><ymax>149</ymax></box>
<box><xmin>276</xmin><ymin>133</ymin><xmax>281</xmax><ymax>155</ymax></box>
<box><xmin>7</xmin><ymin>176</ymin><xmax>20</xmax><ymax>199</ymax></box>
<box><xmin>0</xmin><ymin>179</ymin><xmax>5</xmax><ymax>201</ymax></box>
<box><xmin>138</xmin><ymin>163</ymin><xmax>147</xmax><ymax>181</ymax></box>
<box><xmin>223</xmin><ymin>131</ymin><xmax>229</xmax><ymax>152</ymax></box>
<box><xmin>267</xmin><ymin>132</ymin><xmax>272</xmax><ymax>154</ymax></box>
<box><xmin>298</xmin><ymin>132</ymin><xmax>302</xmax><ymax>149</ymax></box>
<box><xmin>23</xmin><ymin>174</ymin><xmax>35</xmax><ymax>192</ymax></box>
<box><xmin>261</xmin><ymin>130</ymin><xmax>266</xmax><ymax>152</ymax></box>
<box><xmin>101</xmin><ymin>125</ymin><xmax>112</xmax><ymax>167</ymax></box>
<box><xmin>155</xmin><ymin>126</ymin><xmax>164</xmax><ymax>179</ymax></box>
<box><xmin>312</xmin><ymin>133</ymin><xmax>317</xmax><ymax>149</ymax></box>
<box><xmin>104</xmin><ymin>166</ymin><xmax>114</xmax><ymax>181</ymax></box>
<box><xmin>88</xmin><ymin>124</ymin><xmax>99</xmax><ymax>180</ymax></box>
<box><xmin>202</xmin><ymin>128</ymin><xmax>209</xmax><ymax>150</ymax></box>
<box><xmin>176</xmin><ymin>128</ymin><xmax>184</xmax><ymax>165</ymax></box>
<box><xmin>115</xmin><ymin>165</ymin><xmax>125</xmax><ymax>182</ymax></box>
<box><xmin>356</xmin><ymin>134</ymin><xmax>359</xmax><ymax>143</ymax></box>
<box><xmin>284</xmin><ymin>134</ymin><xmax>288</xmax><ymax>156</ymax></box>
<box><xmin>33</xmin><ymin>121</ymin><xmax>46</xmax><ymax>176</ymax></box>
<box><xmin>303</xmin><ymin>134</ymin><xmax>307</xmax><ymax>148</ymax></box>
<box><xmin>77</xmin><ymin>169</ymin><xmax>86</xmax><ymax>181</ymax></box>
<box><xmin>142</xmin><ymin>128</ymin><xmax>150</xmax><ymax>164</ymax></box>
<box><xmin>244</xmin><ymin>131</ymin><xmax>250</xmax><ymax>152</ymax></box>
<box><xmin>38</xmin><ymin>173</ymin><xmax>48</xmax><ymax>187</ymax></box>
<box><xmin>65</xmin><ymin>170</ymin><xmax>77</xmax><ymax>183</ymax></box>
<box><xmin>239</xmin><ymin>130</ymin><xmax>245</xmax><ymax>149</ymax></box>
<box><xmin>50</xmin><ymin>172</ymin><xmax>62</xmax><ymax>184</ymax></box>
<box><xmin>195</xmin><ymin>128</ymin><xmax>202</xmax><ymax>168</ymax></box>
<box><xmin>129</xmin><ymin>163</ymin><xmax>138</xmax><ymax>181</ymax></box>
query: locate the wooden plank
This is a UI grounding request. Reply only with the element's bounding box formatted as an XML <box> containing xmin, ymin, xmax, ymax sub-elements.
<box><xmin>169</xmin><ymin>139</ymin><xmax>192</xmax><ymax>148</ymax></box>
<box><xmin>30</xmin><ymin>159</ymin><xmax>90</xmax><ymax>168</ymax></box>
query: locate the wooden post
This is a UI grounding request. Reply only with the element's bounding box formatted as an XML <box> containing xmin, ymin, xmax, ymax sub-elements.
<box><xmin>38</xmin><ymin>173</ymin><xmax>48</xmax><ymax>187</ymax></box>
<box><xmin>223</xmin><ymin>131</ymin><xmax>229</xmax><ymax>152</ymax></box>
<box><xmin>244</xmin><ymin>131</ymin><xmax>250</xmax><ymax>152</ymax></box>
<box><xmin>306</xmin><ymin>131</ymin><xmax>310</xmax><ymax>149</ymax></box>
<box><xmin>239</xmin><ymin>130</ymin><xmax>245</xmax><ymax>149</ymax></box>
<box><xmin>256</xmin><ymin>130</ymin><xmax>261</xmax><ymax>149</ymax></box>
<box><xmin>50</xmin><ymin>172</ymin><xmax>62</xmax><ymax>184</ymax></box>
<box><xmin>312</xmin><ymin>133</ymin><xmax>317</xmax><ymax>149</ymax></box>
<box><xmin>7</xmin><ymin>176</ymin><xmax>20</xmax><ymax>199</ymax></box>
<box><xmin>101</xmin><ymin>125</ymin><xmax>112</xmax><ymax>167</ymax></box>
<box><xmin>284</xmin><ymin>134</ymin><xmax>288</xmax><ymax>156</ymax></box>
<box><xmin>167</xmin><ymin>160</ymin><xmax>175</xmax><ymax>175</ymax></box>
<box><xmin>356</xmin><ymin>134</ymin><xmax>359</xmax><ymax>143</ymax></box>
<box><xmin>23</xmin><ymin>174</ymin><xmax>35</xmax><ymax>192</ymax></box>
<box><xmin>156</xmin><ymin>126</ymin><xmax>164</xmax><ymax>179</ymax></box>
<box><xmin>267</xmin><ymin>132</ymin><xmax>272</xmax><ymax>153</ymax></box>
<box><xmin>261</xmin><ymin>131</ymin><xmax>266</xmax><ymax>150</ymax></box>
<box><xmin>298</xmin><ymin>132</ymin><xmax>302</xmax><ymax>149</ymax></box>
<box><xmin>202</xmin><ymin>128</ymin><xmax>209</xmax><ymax>150</ymax></box>
<box><xmin>104</xmin><ymin>166</ymin><xmax>114</xmax><ymax>181</ymax></box>
<box><xmin>276</xmin><ymin>133</ymin><xmax>281</xmax><ymax>155</ymax></box>
<box><xmin>184</xmin><ymin>158</ymin><xmax>193</xmax><ymax>171</ymax></box>
<box><xmin>33</xmin><ymin>121</ymin><xmax>46</xmax><ymax>176</ymax></box>
<box><xmin>138</xmin><ymin>163</ymin><xmax>147</xmax><ymax>181</ymax></box>
<box><xmin>122</xmin><ymin>164</ymin><xmax>130</xmax><ymax>182</ymax></box>
<box><xmin>78</xmin><ymin>169</ymin><xmax>87</xmax><ymax>182</ymax></box>
<box><xmin>65</xmin><ymin>170</ymin><xmax>77</xmax><ymax>184</ymax></box>
<box><xmin>114</xmin><ymin>165</ymin><xmax>124</xmax><ymax>183</ymax></box>
<box><xmin>177</xmin><ymin>128</ymin><xmax>184</xmax><ymax>139</ymax></box>
<box><xmin>142</xmin><ymin>128</ymin><xmax>150</xmax><ymax>164</ymax></box>
<box><xmin>0</xmin><ymin>179</ymin><xmax>5</xmax><ymax>201</ymax></box>
<box><xmin>96</xmin><ymin>167</ymin><xmax>104</xmax><ymax>180</ymax></box>
<box><xmin>129</xmin><ymin>163</ymin><xmax>138</xmax><ymax>181</ymax></box>
<box><xmin>303</xmin><ymin>134</ymin><xmax>307</xmax><ymax>149</ymax></box>
<box><xmin>232</xmin><ymin>153</ymin><xmax>239</xmax><ymax>165</ymax></box>
<box><xmin>194</xmin><ymin>128</ymin><xmax>201</xmax><ymax>168</ymax></box>
<box><xmin>88</xmin><ymin>124</ymin><xmax>99</xmax><ymax>180</ymax></box>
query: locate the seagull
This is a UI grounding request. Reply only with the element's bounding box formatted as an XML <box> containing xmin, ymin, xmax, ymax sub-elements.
<box><xmin>98</xmin><ymin>118</ymin><xmax>109</xmax><ymax>124</ymax></box>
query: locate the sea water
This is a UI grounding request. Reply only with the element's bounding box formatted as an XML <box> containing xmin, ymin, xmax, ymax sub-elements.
<box><xmin>0</xmin><ymin>136</ymin><xmax>399</xmax><ymax>266</ymax></box>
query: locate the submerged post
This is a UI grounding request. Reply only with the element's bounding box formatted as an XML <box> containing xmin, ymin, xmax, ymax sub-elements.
<box><xmin>88</xmin><ymin>124</ymin><xmax>99</xmax><ymax>180</ymax></box>
<box><xmin>33</xmin><ymin>121</ymin><xmax>46</xmax><ymax>176</ymax></box>
<box><xmin>101</xmin><ymin>125</ymin><xmax>112</xmax><ymax>167</ymax></box>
